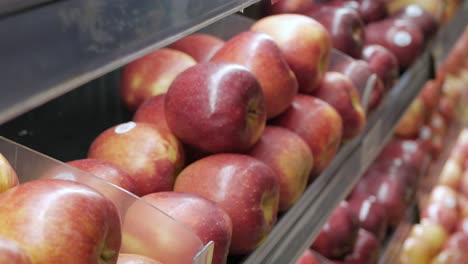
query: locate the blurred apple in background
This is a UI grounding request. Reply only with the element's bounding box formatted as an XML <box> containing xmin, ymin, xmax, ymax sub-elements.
<box><xmin>375</xmin><ymin>139</ymin><xmax>427</xmax><ymax>172</ymax></box>
<box><xmin>67</xmin><ymin>158</ymin><xmax>137</xmax><ymax>194</ymax></box>
<box><xmin>174</xmin><ymin>154</ymin><xmax>280</xmax><ymax>255</ymax></box>
<box><xmin>313</xmin><ymin>72</ymin><xmax>366</xmax><ymax>141</ymax></box>
<box><xmin>409</xmin><ymin>220</ymin><xmax>448</xmax><ymax>256</ymax></box>
<box><xmin>348</xmin><ymin>195</ymin><xmax>388</xmax><ymax>241</ymax></box>
<box><xmin>400</xmin><ymin>236</ymin><xmax>432</xmax><ymax>264</ymax></box>
<box><xmin>142</xmin><ymin>192</ymin><xmax>232</xmax><ymax>264</ymax></box>
<box><xmin>421</xmin><ymin>202</ymin><xmax>458</xmax><ymax>233</ymax></box>
<box><xmin>296</xmin><ymin>249</ymin><xmax>321</xmax><ymax>264</ymax></box>
<box><xmin>306</xmin><ymin>7</ymin><xmax>365</xmax><ymax>58</ymax></box>
<box><xmin>274</xmin><ymin>94</ymin><xmax>343</xmax><ymax>178</ymax></box>
<box><xmin>344</xmin><ymin>228</ymin><xmax>380</xmax><ymax>264</ymax></box>
<box><xmin>311</xmin><ymin>201</ymin><xmax>359</xmax><ymax>259</ymax></box>
<box><xmin>168</xmin><ymin>33</ymin><xmax>224</xmax><ymax>62</ymax></box>
<box><xmin>165</xmin><ymin>62</ymin><xmax>266</xmax><ymax>154</ymax></box>
<box><xmin>249</xmin><ymin>126</ymin><xmax>313</xmax><ymax>211</ymax></box>
<box><xmin>133</xmin><ymin>94</ymin><xmax>170</xmax><ymax>131</ymax></box>
<box><xmin>385</xmin><ymin>0</ymin><xmax>445</xmax><ymax>20</ymax></box>
<box><xmin>251</xmin><ymin>14</ymin><xmax>332</xmax><ymax>93</ymax></box>
<box><xmin>356</xmin><ymin>0</ymin><xmax>388</xmax><ymax>23</ymax></box>
<box><xmin>361</xmin><ymin>45</ymin><xmax>399</xmax><ymax>91</ymax></box>
<box><xmin>428</xmin><ymin>185</ymin><xmax>458</xmax><ymax>210</ymax></box>
<box><xmin>365</xmin><ymin>19</ymin><xmax>424</xmax><ymax>68</ymax></box>
<box><xmin>117</xmin><ymin>254</ymin><xmax>163</xmax><ymax>264</ymax></box>
<box><xmin>88</xmin><ymin>122</ymin><xmax>185</xmax><ymax>196</ymax></box>
<box><xmin>394</xmin><ymin>97</ymin><xmax>427</xmax><ymax>139</ymax></box>
<box><xmin>211</xmin><ymin>31</ymin><xmax>298</xmax><ymax>119</ymax></box>
<box><xmin>390</xmin><ymin>4</ymin><xmax>438</xmax><ymax>39</ymax></box>
<box><xmin>438</xmin><ymin>96</ymin><xmax>456</xmax><ymax>124</ymax></box>
<box><xmin>431</xmin><ymin>248</ymin><xmax>468</xmax><ymax>264</ymax></box>
<box><xmin>0</xmin><ymin>237</ymin><xmax>32</xmax><ymax>264</ymax></box>
<box><xmin>0</xmin><ymin>179</ymin><xmax>121</xmax><ymax>264</ymax></box>
<box><xmin>268</xmin><ymin>0</ymin><xmax>315</xmax><ymax>15</ymax></box>
<box><xmin>437</xmin><ymin>159</ymin><xmax>463</xmax><ymax>190</ymax></box>
<box><xmin>120</xmin><ymin>48</ymin><xmax>196</xmax><ymax>111</ymax></box>
<box><xmin>0</xmin><ymin>152</ymin><xmax>18</xmax><ymax>193</ymax></box>
<box><xmin>419</xmin><ymin>80</ymin><xmax>442</xmax><ymax>118</ymax></box>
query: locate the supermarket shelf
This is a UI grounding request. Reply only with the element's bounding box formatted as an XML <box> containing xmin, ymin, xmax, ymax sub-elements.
<box><xmin>0</xmin><ymin>0</ymin><xmax>53</xmax><ymax>17</ymax></box>
<box><xmin>0</xmin><ymin>0</ymin><xmax>260</xmax><ymax>125</ymax></box>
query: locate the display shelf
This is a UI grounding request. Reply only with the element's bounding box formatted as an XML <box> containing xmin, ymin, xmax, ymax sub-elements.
<box><xmin>0</xmin><ymin>0</ymin><xmax>53</xmax><ymax>17</ymax></box>
<box><xmin>0</xmin><ymin>135</ymin><xmax>214</xmax><ymax>264</ymax></box>
<box><xmin>0</xmin><ymin>0</ymin><xmax>260</xmax><ymax>125</ymax></box>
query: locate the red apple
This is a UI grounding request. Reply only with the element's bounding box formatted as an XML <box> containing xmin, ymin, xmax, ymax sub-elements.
<box><xmin>421</xmin><ymin>203</ymin><xmax>458</xmax><ymax>233</ymax></box>
<box><xmin>120</xmin><ymin>48</ymin><xmax>196</xmax><ymax>110</ymax></box>
<box><xmin>296</xmin><ymin>249</ymin><xmax>320</xmax><ymax>264</ymax></box>
<box><xmin>174</xmin><ymin>154</ymin><xmax>280</xmax><ymax>255</ymax></box>
<box><xmin>164</xmin><ymin>62</ymin><xmax>266</xmax><ymax>154</ymax></box>
<box><xmin>274</xmin><ymin>94</ymin><xmax>343</xmax><ymax>177</ymax></box>
<box><xmin>0</xmin><ymin>152</ymin><xmax>18</xmax><ymax>193</ymax></box>
<box><xmin>419</xmin><ymin>80</ymin><xmax>442</xmax><ymax>116</ymax></box>
<box><xmin>431</xmin><ymin>248</ymin><xmax>468</xmax><ymax>264</ymax></box>
<box><xmin>0</xmin><ymin>237</ymin><xmax>32</xmax><ymax>264</ymax></box>
<box><xmin>311</xmin><ymin>201</ymin><xmax>359</xmax><ymax>259</ymax></box>
<box><xmin>133</xmin><ymin>94</ymin><xmax>170</xmax><ymax>131</ymax></box>
<box><xmin>438</xmin><ymin>96</ymin><xmax>456</xmax><ymax>124</ymax></box>
<box><xmin>211</xmin><ymin>31</ymin><xmax>298</xmax><ymax>118</ymax></box>
<box><xmin>348</xmin><ymin>195</ymin><xmax>388</xmax><ymax>241</ymax></box>
<box><xmin>67</xmin><ymin>158</ymin><xmax>137</xmax><ymax>194</ymax></box>
<box><xmin>375</xmin><ymin>139</ymin><xmax>427</xmax><ymax>172</ymax></box>
<box><xmin>361</xmin><ymin>45</ymin><xmax>399</xmax><ymax>91</ymax></box>
<box><xmin>268</xmin><ymin>0</ymin><xmax>315</xmax><ymax>15</ymax></box>
<box><xmin>141</xmin><ymin>192</ymin><xmax>232</xmax><ymax>264</ymax></box>
<box><xmin>168</xmin><ymin>33</ymin><xmax>224</xmax><ymax>62</ymax></box>
<box><xmin>357</xmin><ymin>0</ymin><xmax>388</xmax><ymax>24</ymax></box>
<box><xmin>394</xmin><ymin>97</ymin><xmax>427</xmax><ymax>139</ymax></box>
<box><xmin>0</xmin><ymin>179</ymin><xmax>121</xmax><ymax>264</ymax></box>
<box><xmin>306</xmin><ymin>7</ymin><xmax>365</xmax><ymax>58</ymax></box>
<box><xmin>117</xmin><ymin>254</ymin><xmax>163</xmax><ymax>264</ymax></box>
<box><xmin>399</xmin><ymin>237</ymin><xmax>432</xmax><ymax>264</ymax></box>
<box><xmin>249</xmin><ymin>126</ymin><xmax>313</xmax><ymax>211</ymax></box>
<box><xmin>365</xmin><ymin>19</ymin><xmax>424</xmax><ymax>68</ymax></box>
<box><xmin>444</xmin><ymin>232</ymin><xmax>468</xmax><ymax>252</ymax></box>
<box><xmin>390</xmin><ymin>4</ymin><xmax>438</xmax><ymax>39</ymax></box>
<box><xmin>251</xmin><ymin>14</ymin><xmax>332</xmax><ymax>93</ymax></box>
<box><xmin>88</xmin><ymin>121</ymin><xmax>185</xmax><ymax>196</ymax></box>
<box><xmin>314</xmin><ymin>71</ymin><xmax>366</xmax><ymax>141</ymax></box>
<box><xmin>344</xmin><ymin>228</ymin><xmax>380</xmax><ymax>264</ymax></box>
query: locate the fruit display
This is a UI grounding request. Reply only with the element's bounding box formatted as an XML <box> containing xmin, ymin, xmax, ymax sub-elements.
<box><xmin>0</xmin><ymin>0</ymin><xmax>467</xmax><ymax>263</ymax></box>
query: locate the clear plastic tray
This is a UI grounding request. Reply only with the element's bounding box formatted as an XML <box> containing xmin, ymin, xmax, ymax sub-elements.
<box><xmin>0</xmin><ymin>136</ymin><xmax>213</xmax><ymax>264</ymax></box>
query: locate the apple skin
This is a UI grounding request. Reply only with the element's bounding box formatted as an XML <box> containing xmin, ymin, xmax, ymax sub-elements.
<box><xmin>251</xmin><ymin>14</ymin><xmax>332</xmax><ymax>93</ymax></box>
<box><xmin>361</xmin><ymin>45</ymin><xmax>399</xmax><ymax>91</ymax></box>
<box><xmin>0</xmin><ymin>179</ymin><xmax>121</xmax><ymax>264</ymax></box>
<box><xmin>0</xmin><ymin>152</ymin><xmax>19</xmax><ymax>193</ymax></box>
<box><xmin>409</xmin><ymin>220</ymin><xmax>448</xmax><ymax>256</ymax></box>
<box><xmin>347</xmin><ymin>195</ymin><xmax>388</xmax><ymax>241</ymax></box>
<box><xmin>437</xmin><ymin>159</ymin><xmax>463</xmax><ymax>190</ymax></box>
<box><xmin>311</xmin><ymin>201</ymin><xmax>359</xmax><ymax>259</ymax></box>
<box><xmin>390</xmin><ymin>4</ymin><xmax>438</xmax><ymax>39</ymax></box>
<box><xmin>120</xmin><ymin>48</ymin><xmax>196</xmax><ymax>111</ymax></box>
<box><xmin>88</xmin><ymin>121</ymin><xmax>185</xmax><ymax>196</ymax></box>
<box><xmin>249</xmin><ymin>126</ymin><xmax>313</xmax><ymax>211</ymax></box>
<box><xmin>394</xmin><ymin>97</ymin><xmax>427</xmax><ymax>139</ymax></box>
<box><xmin>306</xmin><ymin>7</ymin><xmax>365</xmax><ymax>59</ymax></box>
<box><xmin>211</xmin><ymin>31</ymin><xmax>299</xmax><ymax>119</ymax></box>
<box><xmin>141</xmin><ymin>192</ymin><xmax>232</xmax><ymax>264</ymax></box>
<box><xmin>164</xmin><ymin>62</ymin><xmax>266</xmax><ymax>154</ymax></box>
<box><xmin>268</xmin><ymin>0</ymin><xmax>315</xmax><ymax>15</ymax></box>
<box><xmin>117</xmin><ymin>254</ymin><xmax>163</xmax><ymax>264</ymax></box>
<box><xmin>365</xmin><ymin>19</ymin><xmax>424</xmax><ymax>68</ymax></box>
<box><xmin>313</xmin><ymin>71</ymin><xmax>366</xmax><ymax>141</ymax></box>
<box><xmin>0</xmin><ymin>237</ymin><xmax>32</xmax><ymax>264</ymax></box>
<box><xmin>421</xmin><ymin>202</ymin><xmax>458</xmax><ymax>234</ymax></box>
<box><xmin>344</xmin><ymin>228</ymin><xmax>380</xmax><ymax>264</ymax></box>
<box><xmin>133</xmin><ymin>94</ymin><xmax>170</xmax><ymax>131</ymax></box>
<box><xmin>400</xmin><ymin>237</ymin><xmax>432</xmax><ymax>264</ymax></box>
<box><xmin>438</xmin><ymin>96</ymin><xmax>456</xmax><ymax>124</ymax></box>
<box><xmin>273</xmin><ymin>94</ymin><xmax>343</xmax><ymax>177</ymax></box>
<box><xmin>174</xmin><ymin>154</ymin><xmax>280</xmax><ymax>255</ymax></box>
<box><xmin>357</xmin><ymin>0</ymin><xmax>388</xmax><ymax>24</ymax></box>
<box><xmin>375</xmin><ymin>139</ymin><xmax>427</xmax><ymax>173</ymax></box>
<box><xmin>431</xmin><ymin>248</ymin><xmax>468</xmax><ymax>264</ymax></box>
<box><xmin>295</xmin><ymin>249</ymin><xmax>320</xmax><ymax>264</ymax></box>
<box><xmin>168</xmin><ymin>33</ymin><xmax>224</xmax><ymax>62</ymax></box>
<box><xmin>67</xmin><ymin>158</ymin><xmax>137</xmax><ymax>194</ymax></box>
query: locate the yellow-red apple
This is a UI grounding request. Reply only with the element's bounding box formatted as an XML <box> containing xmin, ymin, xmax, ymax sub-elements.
<box><xmin>0</xmin><ymin>153</ymin><xmax>18</xmax><ymax>193</ymax></box>
<box><xmin>0</xmin><ymin>237</ymin><xmax>32</xmax><ymax>264</ymax></box>
<box><xmin>133</xmin><ymin>94</ymin><xmax>170</xmax><ymax>131</ymax></box>
<box><xmin>117</xmin><ymin>254</ymin><xmax>163</xmax><ymax>264</ymax></box>
<box><xmin>168</xmin><ymin>33</ymin><xmax>224</xmax><ymax>62</ymax></box>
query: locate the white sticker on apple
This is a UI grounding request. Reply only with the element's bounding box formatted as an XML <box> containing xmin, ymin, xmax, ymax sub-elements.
<box><xmin>115</xmin><ymin>121</ymin><xmax>136</xmax><ymax>134</ymax></box>
<box><xmin>394</xmin><ymin>31</ymin><xmax>412</xmax><ymax>47</ymax></box>
<box><xmin>406</xmin><ymin>5</ymin><xmax>423</xmax><ymax>17</ymax></box>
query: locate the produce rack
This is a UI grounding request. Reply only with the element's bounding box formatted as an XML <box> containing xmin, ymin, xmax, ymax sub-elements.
<box><xmin>0</xmin><ymin>1</ymin><xmax>467</xmax><ymax>263</ymax></box>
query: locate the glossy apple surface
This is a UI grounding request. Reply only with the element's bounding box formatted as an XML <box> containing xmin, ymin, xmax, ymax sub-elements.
<box><xmin>361</xmin><ymin>45</ymin><xmax>399</xmax><ymax>91</ymax></box>
<box><xmin>141</xmin><ymin>192</ymin><xmax>232</xmax><ymax>264</ymax></box>
<box><xmin>168</xmin><ymin>33</ymin><xmax>224</xmax><ymax>62</ymax></box>
<box><xmin>88</xmin><ymin>122</ymin><xmax>185</xmax><ymax>196</ymax></box>
<box><xmin>120</xmin><ymin>48</ymin><xmax>196</xmax><ymax>110</ymax></box>
<box><xmin>274</xmin><ymin>94</ymin><xmax>343</xmax><ymax>177</ymax></box>
<box><xmin>409</xmin><ymin>220</ymin><xmax>448</xmax><ymax>256</ymax></box>
<box><xmin>251</xmin><ymin>14</ymin><xmax>332</xmax><ymax>93</ymax></box>
<box><xmin>133</xmin><ymin>94</ymin><xmax>170</xmax><ymax>131</ymax></box>
<box><xmin>0</xmin><ymin>237</ymin><xmax>32</xmax><ymax>264</ymax></box>
<box><xmin>313</xmin><ymin>71</ymin><xmax>366</xmax><ymax>141</ymax></box>
<box><xmin>375</xmin><ymin>139</ymin><xmax>427</xmax><ymax>173</ymax></box>
<box><xmin>211</xmin><ymin>31</ymin><xmax>298</xmax><ymax>118</ymax></box>
<box><xmin>400</xmin><ymin>237</ymin><xmax>432</xmax><ymax>264</ymax></box>
<box><xmin>348</xmin><ymin>195</ymin><xmax>388</xmax><ymax>241</ymax></box>
<box><xmin>295</xmin><ymin>249</ymin><xmax>320</xmax><ymax>264</ymax></box>
<box><xmin>249</xmin><ymin>126</ymin><xmax>313</xmax><ymax>211</ymax></box>
<box><xmin>117</xmin><ymin>254</ymin><xmax>163</xmax><ymax>264</ymax></box>
<box><xmin>174</xmin><ymin>154</ymin><xmax>280</xmax><ymax>255</ymax></box>
<box><xmin>165</xmin><ymin>62</ymin><xmax>266</xmax><ymax>154</ymax></box>
<box><xmin>344</xmin><ymin>228</ymin><xmax>380</xmax><ymax>264</ymax></box>
<box><xmin>0</xmin><ymin>153</ymin><xmax>18</xmax><ymax>193</ymax></box>
<box><xmin>391</xmin><ymin>4</ymin><xmax>438</xmax><ymax>39</ymax></box>
<box><xmin>357</xmin><ymin>0</ymin><xmax>388</xmax><ymax>23</ymax></box>
<box><xmin>0</xmin><ymin>179</ymin><xmax>121</xmax><ymax>264</ymax></box>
